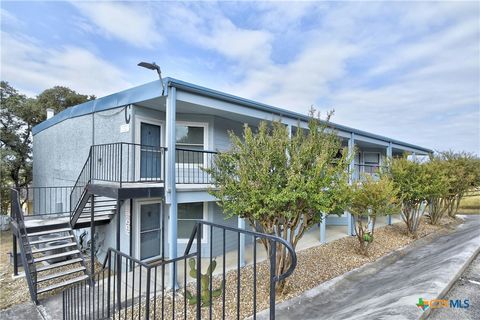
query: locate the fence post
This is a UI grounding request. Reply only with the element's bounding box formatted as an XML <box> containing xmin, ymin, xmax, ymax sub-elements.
<box><xmin>11</xmin><ymin>199</ymin><xmax>18</xmax><ymax>276</ymax></box>
<box><xmin>90</xmin><ymin>195</ymin><xmax>95</xmax><ymax>277</ymax></box>
<box><xmin>145</xmin><ymin>268</ymin><xmax>151</xmax><ymax>319</ymax></box>
<box><xmin>196</xmin><ymin>224</ymin><xmax>202</xmax><ymax>320</ymax></box>
<box><xmin>269</xmin><ymin>240</ymin><xmax>277</xmax><ymax>320</ymax></box>
<box><xmin>107</xmin><ymin>252</ymin><xmax>111</xmax><ymax>318</ymax></box>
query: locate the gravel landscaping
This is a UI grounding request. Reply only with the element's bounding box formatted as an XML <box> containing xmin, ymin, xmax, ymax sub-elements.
<box><xmin>119</xmin><ymin>216</ymin><xmax>460</xmax><ymax>319</ymax></box>
<box><xmin>0</xmin><ymin>216</ymin><xmax>460</xmax><ymax>315</ymax></box>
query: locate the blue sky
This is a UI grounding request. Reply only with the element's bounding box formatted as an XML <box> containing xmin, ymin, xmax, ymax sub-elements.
<box><xmin>1</xmin><ymin>1</ymin><xmax>479</xmax><ymax>154</ymax></box>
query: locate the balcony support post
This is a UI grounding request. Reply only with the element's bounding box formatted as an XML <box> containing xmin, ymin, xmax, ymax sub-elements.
<box><xmin>320</xmin><ymin>212</ymin><xmax>326</xmax><ymax>244</ymax></box>
<box><xmin>166</xmin><ymin>85</ymin><xmax>178</xmax><ymax>289</ymax></box>
<box><xmin>238</xmin><ymin>217</ymin><xmax>245</xmax><ymax>267</ymax></box>
<box><xmin>386</xmin><ymin>142</ymin><xmax>393</xmax><ymax>225</ymax></box>
<box><xmin>346</xmin><ymin>133</ymin><xmax>355</xmax><ymax>236</ymax></box>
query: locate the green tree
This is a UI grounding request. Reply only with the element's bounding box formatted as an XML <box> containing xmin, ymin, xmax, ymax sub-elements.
<box><xmin>425</xmin><ymin>157</ymin><xmax>452</xmax><ymax>225</ymax></box>
<box><xmin>206</xmin><ymin>111</ymin><xmax>351</xmax><ymax>292</ymax></box>
<box><xmin>438</xmin><ymin>151</ymin><xmax>480</xmax><ymax>217</ymax></box>
<box><xmin>347</xmin><ymin>175</ymin><xmax>400</xmax><ymax>256</ymax></box>
<box><xmin>36</xmin><ymin>86</ymin><xmax>95</xmax><ymax>116</ymax></box>
<box><xmin>389</xmin><ymin>156</ymin><xmax>433</xmax><ymax>236</ymax></box>
<box><xmin>0</xmin><ymin>82</ymin><xmax>94</xmax><ymax>212</ymax></box>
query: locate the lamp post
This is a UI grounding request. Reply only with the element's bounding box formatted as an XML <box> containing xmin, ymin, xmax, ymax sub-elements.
<box><xmin>138</xmin><ymin>61</ymin><xmax>165</xmax><ymax>95</ymax></box>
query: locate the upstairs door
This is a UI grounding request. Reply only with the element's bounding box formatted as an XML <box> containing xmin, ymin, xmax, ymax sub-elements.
<box><xmin>140</xmin><ymin>122</ymin><xmax>162</xmax><ymax>180</ymax></box>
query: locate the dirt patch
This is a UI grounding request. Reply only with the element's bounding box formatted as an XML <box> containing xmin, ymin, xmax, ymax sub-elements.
<box><xmin>0</xmin><ymin>229</ymin><xmax>102</xmax><ymax>310</ymax></box>
<box><xmin>0</xmin><ymin>229</ymin><xmax>29</xmax><ymax>310</ymax></box>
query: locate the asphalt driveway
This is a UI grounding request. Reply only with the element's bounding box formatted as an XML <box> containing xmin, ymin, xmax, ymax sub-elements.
<box><xmin>270</xmin><ymin>215</ymin><xmax>480</xmax><ymax>320</ymax></box>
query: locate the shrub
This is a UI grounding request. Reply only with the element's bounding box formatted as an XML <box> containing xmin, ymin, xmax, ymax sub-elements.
<box><xmin>347</xmin><ymin>175</ymin><xmax>400</xmax><ymax>255</ymax></box>
<box><xmin>389</xmin><ymin>156</ymin><xmax>432</xmax><ymax>236</ymax></box>
<box><xmin>206</xmin><ymin>110</ymin><xmax>351</xmax><ymax>292</ymax></box>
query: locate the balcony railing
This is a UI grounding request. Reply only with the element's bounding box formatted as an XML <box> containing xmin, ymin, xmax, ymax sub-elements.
<box><xmin>175</xmin><ymin>148</ymin><xmax>217</xmax><ymax>184</ymax></box>
<box><xmin>352</xmin><ymin>163</ymin><xmax>386</xmax><ymax>181</ymax></box>
<box><xmin>70</xmin><ymin>142</ymin><xmax>167</xmax><ymax>215</ymax></box>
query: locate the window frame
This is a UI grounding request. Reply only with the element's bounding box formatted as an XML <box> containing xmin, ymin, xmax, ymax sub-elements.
<box><xmin>177</xmin><ymin>202</ymin><xmax>208</xmax><ymax>244</ymax></box>
<box><xmin>175</xmin><ymin>121</ymin><xmax>209</xmax><ymax>168</ymax></box>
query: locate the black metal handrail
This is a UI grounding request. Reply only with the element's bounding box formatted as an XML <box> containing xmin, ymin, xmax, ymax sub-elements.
<box><xmin>70</xmin><ymin>142</ymin><xmax>166</xmax><ymax>224</ymax></box>
<box><xmin>62</xmin><ymin>221</ymin><xmax>297</xmax><ymax>319</ymax></box>
<box><xmin>10</xmin><ymin>189</ymin><xmax>38</xmax><ymax>303</ymax></box>
<box><xmin>175</xmin><ymin>147</ymin><xmax>218</xmax><ymax>184</ymax></box>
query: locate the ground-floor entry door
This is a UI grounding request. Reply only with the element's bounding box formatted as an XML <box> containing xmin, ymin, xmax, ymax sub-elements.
<box><xmin>139</xmin><ymin>202</ymin><xmax>163</xmax><ymax>260</ymax></box>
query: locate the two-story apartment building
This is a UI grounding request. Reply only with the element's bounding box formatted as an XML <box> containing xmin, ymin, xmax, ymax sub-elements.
<box><xmin>31</xmin><ymin>77</ymin><xmax>432</xmax><ymax>268</ymax></box>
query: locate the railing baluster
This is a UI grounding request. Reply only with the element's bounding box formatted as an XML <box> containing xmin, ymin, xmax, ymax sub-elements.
<box><xmin>222</xmin><ymin>228</ymin><xmax>226</xmax><ymax>320</ymax></box>
<box><xmin>237</xmin><ymin>232</ymin><xmax>241</xmax><ymax>320</ymax></box>
<box><xmin>146</xmin><ymin>267</ymin><xmax>151</xmax><ymax>320</ymax></box>
<box><xmin>253</xmin><ymin>235</ymin><xmax>257</xmax><ymax>320</ymax></box>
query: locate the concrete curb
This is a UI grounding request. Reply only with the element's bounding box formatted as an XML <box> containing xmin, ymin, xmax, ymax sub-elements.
<box><xmin>419</xmin><ymin>247</ymin><xmax>480</xmax><ymax>320</ymax></box>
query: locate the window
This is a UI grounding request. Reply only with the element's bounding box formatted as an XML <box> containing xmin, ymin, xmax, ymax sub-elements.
<box><xmin>363</xmin><ymin>152</ymin><xmax>380</xmax><ymax>175</ymax></box>
<box><xmin>364</xmin><ymin>152</ymin><xmax>380</xmax><ymax>165</ymax></box>
<box><xmin>177</xmin><ymin>202</ymin><xmax>205</xmax><ymax>240</ymax></box>
<box><xmin>176</xmin><ymin>123</ymin><xmax>206</xmax><ymax>164</ymax></box>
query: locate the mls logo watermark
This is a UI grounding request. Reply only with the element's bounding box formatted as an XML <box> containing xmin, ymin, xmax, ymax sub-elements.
<box><xmin>416</xmin><ymin>297</ymin><xmax>470</xmax><ymax>311</ymax></box>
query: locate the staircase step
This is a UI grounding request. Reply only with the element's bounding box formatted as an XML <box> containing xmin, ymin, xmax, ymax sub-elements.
<box><xmin>37</xmin><ymin>275</ymin><xmax>89</xmax><ymax>294</ymax></box>
<box><xmin>77</xmin><ymin>216</ymin><xmax>112</xmax><ymax>223</ymax></box>
<box><xmin>37</xmin><ymin>266</ymin><xmax>86</xmax><ymax>283</ymax></box>
<box><xmin>27</xmin><ymin>228</ymin><xmax>71</xmax><ymax>237</ymax></box>
<box><xmin>32</xmin><ymin>242</ymin><xmax>77</xmax><ymax>254</ymax></box>
<box><xmin>36</xmin><ymin>258</ymin><xmax>84</xmax><ymax>272</ymax></box>
<box><xmin>79</xmin><ymin>212</ymin><xmax>114</xmax><ymax>218</ymax></box>
<box><xmin>29</xmin><ymin>235</ymin><xmax>74</xmax><ymax>245</ymax></box>
<box><xmin>34</xmin><ymin>250</ymin><xmax>80</xmax><ymax>263</ymax></box>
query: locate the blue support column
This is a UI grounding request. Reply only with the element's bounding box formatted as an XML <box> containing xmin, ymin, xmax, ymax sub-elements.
<box><xmin>166</xmin><ymin>86</ymin><xmax>178</xmax><ymax>289</ymax></box>
<box><xmin>346</xmin><ymin>133</ymin><xmax>355</xmax><ymax>236</ymax></box>
<box><xmin>238</xmin><ymin>217</ymin><xmax>246</xmax><ymax>267</ymax></box>
<box><xmin>320</xmin><ymin>213</ymin><xmax>326</xmax><ymax>244</ymax></box>
<box><xmin>386</xmin><ymin>142</ymin><xmax>393</xmax><ymax>225</ymax></box>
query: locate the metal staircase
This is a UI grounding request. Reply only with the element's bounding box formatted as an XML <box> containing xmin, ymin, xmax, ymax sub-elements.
<box><xmin>10</xmin><ymin>189</ymin><xmax>89</xmax><ymax>304</ymax></box>
<box><xmin>10</xmin><ymin>142</ymin><xmax>165</xmax><ymax>304</ymax></box>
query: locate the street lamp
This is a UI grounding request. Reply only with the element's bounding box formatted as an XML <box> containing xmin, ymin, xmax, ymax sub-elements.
<box><xmin>138</xmin><ymin>61</ymin><xmax>165</xmax><ymax>95</ymax></box>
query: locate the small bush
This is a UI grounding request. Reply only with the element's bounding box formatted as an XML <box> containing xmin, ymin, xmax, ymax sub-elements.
<box><xmin>347</xmin><ymin>175</ymin><xmax>400</xmax><ymax>256</ymax></box>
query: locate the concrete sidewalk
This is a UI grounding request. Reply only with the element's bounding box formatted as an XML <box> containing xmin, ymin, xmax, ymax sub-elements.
<box><xmin>267</xmin><ymin>215</ymin><xmax>480</xmax><ymax>320</ymax></box>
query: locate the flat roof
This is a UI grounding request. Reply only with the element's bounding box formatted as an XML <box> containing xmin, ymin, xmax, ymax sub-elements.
<box><xmin>33</xmin><ymin>77</ymin><xmax>433</xmax><ymax>153</ymax></box>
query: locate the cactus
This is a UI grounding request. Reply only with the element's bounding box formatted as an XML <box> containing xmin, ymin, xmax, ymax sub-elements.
<box><xmin>186</xmin><ymin>258</ymin><xmax>222</xmax><ymax>307</ymax></box>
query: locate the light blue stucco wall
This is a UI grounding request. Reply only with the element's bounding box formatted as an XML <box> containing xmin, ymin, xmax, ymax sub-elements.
<box><xmin>33</xmin><ymin>108</ymin><xmax>133</xmax><ymax>188</ymax></box>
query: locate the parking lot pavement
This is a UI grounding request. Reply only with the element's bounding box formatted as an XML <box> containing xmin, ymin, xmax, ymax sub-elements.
<box><xmin>428</xmin><ymin>253</ymin><xmax>480</xmax><ymax>320</ymax></box>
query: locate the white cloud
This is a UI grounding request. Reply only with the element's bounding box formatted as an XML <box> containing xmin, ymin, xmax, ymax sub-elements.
<box><xmin>0</xmin><ymin>32</ymin><xmax>131</xmax><ymax>97</ymax></box>
<box><xmin>72</xmin><ymin>2</ymin><xmax>162</xmax><ymax>48</ymax></box>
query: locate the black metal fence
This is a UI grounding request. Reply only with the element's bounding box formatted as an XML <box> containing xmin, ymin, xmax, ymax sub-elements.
<box><xmin>1</xmin><ymin>186</ymin><xmax>73</xmax><ymax>216</ymax></box>
<box><xmin>63</xmin><ymin>221</ymin><xmax>297</xmax><ymax>320</ymax></box>
<box><xmin>175</xmin><ymin>148</ymin><xmax>217</xmax><ymax>184</ymax></box>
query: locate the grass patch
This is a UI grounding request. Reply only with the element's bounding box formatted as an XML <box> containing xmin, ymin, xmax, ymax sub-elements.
<box><xmin>458</xmin><ymin>192</ymin><xmax>480</xmax><ymax>214</ymax></box>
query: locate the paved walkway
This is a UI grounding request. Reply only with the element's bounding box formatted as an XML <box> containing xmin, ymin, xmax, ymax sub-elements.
<box><xmin>269</xmin><ymin>215</ymin><xmax>480</xmax><ymax>320</ymax></box>
<box><xmin>0</xmin><ymin>301</ymin><xmax>43</xmax><ymax>320</ymax></box>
